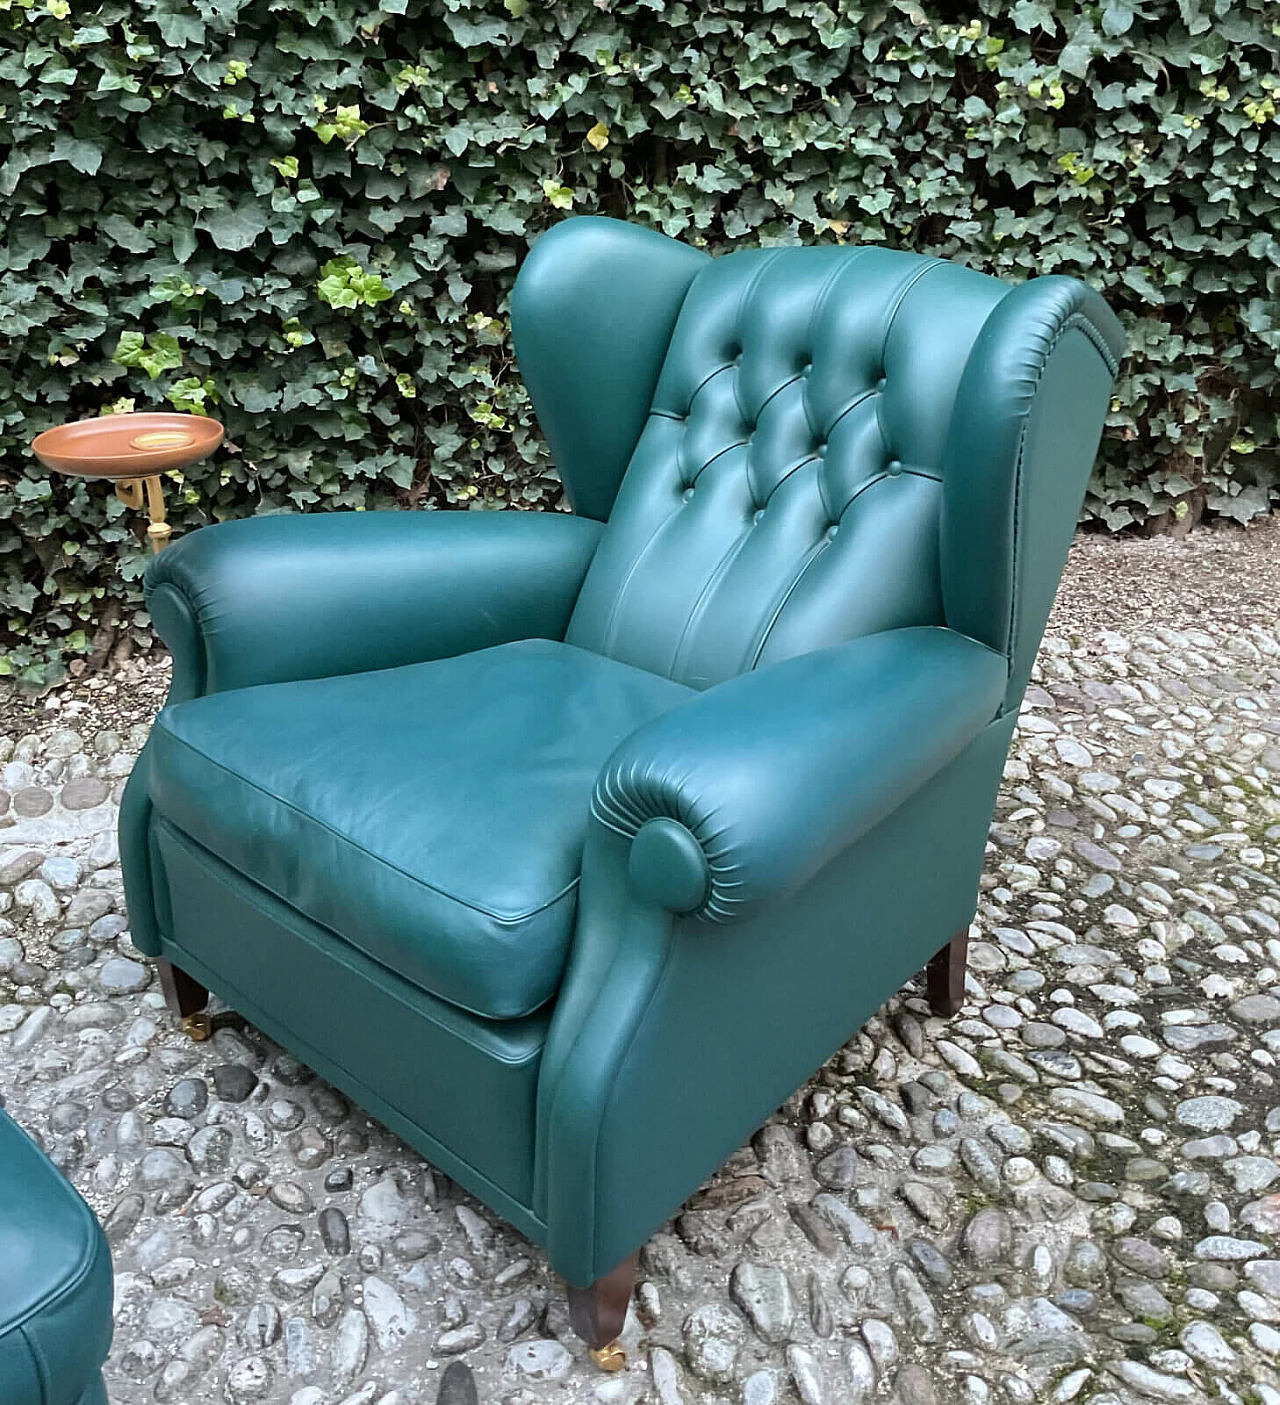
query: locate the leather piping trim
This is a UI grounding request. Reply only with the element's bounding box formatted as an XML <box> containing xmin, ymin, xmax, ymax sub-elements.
<box><xmin>20</xmin><ymin>1324</ymin><xmax>51</xmax><ymax>1405</ymax></box>
<box><xmin>1057</xmin><ymin>310</ymin><xmax>1121</xmax><ymax>376</ymax></box>
<box><xmin>1003</xmin><ymin>314</ymin><xmax>1117</xmax><ymax>702</ymax></box>
<box><xmin>155</xmin><ymin>935</ymin><xmax>548</xmax><ymax>1227</ymax></box>
<box><xmin>666</xmin><ymin>512</ymin><xmax>756</xmax><ymax>680</ymax></box>
<box><xmin>155</xmin><ymin>821</ymin><xmax>553</xmax><ymax>1051</ymax></box>
<box><xmin>0</xmin><ymin>1184</ymin><xmax>102</xmax><ymax>1338</ymax></box>
<box><xmin>154</xmin><ymin>727</ymin><xmax>582</xmax><ymax>927</ymax></box>
<box><xmin>580</xmin><ymin>918</ymin><xmax>680</xmax><ymax>1277</ymax></box>
<box><xmin>592</xmin><ymin>627</ymin><xmax>1009</xmax><ymax>923</ymax></box>
<box><xmin>595</xmin><ymin>497</ymin><xmax>687</xmax><ymax>658</ymax></box>
<box><xmin>744</xmin><ymin>467</ymin><xmax>892</xmax><ymax>669</ymax></box>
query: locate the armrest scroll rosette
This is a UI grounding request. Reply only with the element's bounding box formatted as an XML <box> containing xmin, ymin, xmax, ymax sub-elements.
<box><xmin>590</xmin><ymin>627</ymin><xmax>1010</xmax><ymax>927</ymax></box>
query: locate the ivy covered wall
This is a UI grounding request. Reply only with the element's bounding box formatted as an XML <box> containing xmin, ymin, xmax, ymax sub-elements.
<box><xmin>1</xmin><ymin>0</ymin><xmax>1277</xmax><ymax>680</ymax></box>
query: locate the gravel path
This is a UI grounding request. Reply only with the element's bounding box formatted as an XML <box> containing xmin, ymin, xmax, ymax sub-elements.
<box><xmin>1</xmin><ymin>526</ymin><xmax>1278</xmax><ymax>1405</ymax></box>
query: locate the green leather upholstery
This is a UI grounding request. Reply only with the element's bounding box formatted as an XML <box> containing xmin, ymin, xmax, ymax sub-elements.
<box><xmin>938</xmin><ymin>275</ymin><xmax>1123</xmax><ymax>709</ymax></box>
<box><xmin>567</xmin><ymin>246</ymin><xmax>1008</xmax><ymax>687</ymax></box>
<box><xmin>511</xmin><ymin>217</ymin><xmax>708</xmax><ymax>522</ymax></box>
<box><xmin>151</xmin><ymin>825</ymin><xmax>550</xmax><ymax>1213</ymax></box>
<box><xmin>126</xmin><ymin>216</ymin><xmax>1122</xmax><ymax>1296</ymax></box>
<box><xmin>0</xmin><ymin>1107</ymin><xmax>113</xmax><ymax>1405</ymax></box>
<box><xmin>148</xmin><ymin>639</ymin><xmax>690</xmax><ymax>1019</ymax></box>
<box><xmin>538</xmin><ymin>712</ymin><xmax>1019</xmax><ymax>1279</ymax></box>
<box><xmin>146</xmin><ymin>507</ymin><xmax>603</xmax><ymax>701</ymax></box>
<box><xmin>594</xmin><ymin>626</ymin><xmax>1008</xmax><ymax>923</ymax></box>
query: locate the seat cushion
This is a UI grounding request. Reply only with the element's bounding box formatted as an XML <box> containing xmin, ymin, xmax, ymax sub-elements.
<box><xmin>148</xmin><ymin>639</ymin><xmax>693</xmax><ymax>1020</ymax></box>
<box><xmin>0</xmin><ymin>1108</ymin><xmax>113</xmax><ymax>1405</ymax></box>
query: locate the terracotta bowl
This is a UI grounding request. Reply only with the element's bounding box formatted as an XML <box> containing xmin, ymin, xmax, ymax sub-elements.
<box><xmin>32</xmin><ymin>412</ymin><xmax>224</xmax><ymax>479</ymax></box>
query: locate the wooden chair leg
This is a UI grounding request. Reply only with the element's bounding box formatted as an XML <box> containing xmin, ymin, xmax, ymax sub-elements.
<box><xmin>156</xmin><ymin>957</ymin><xmax>212</xmax><ymax>1041</ymax></box>
<box><xmin>566</xmin><ymin>1252</ymin><xmax>638</xmax><ymax>1370</ymax></box>
<box><xmin>926</xmin><ymin>927</ymin><xmax>969</xmax><ymax>1018</ymax></box>
<box><xmin>435</xmin><ymin>1361</ymin><xmax>478</xmax><ymax>1405</ymax></box>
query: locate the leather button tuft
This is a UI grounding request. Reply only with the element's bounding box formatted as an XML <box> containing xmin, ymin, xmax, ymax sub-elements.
<box><xmin>681</xmin><ymin>486</ymin><xmax>695</xmax><ymax>502</ymax></box>
<box><xmin>825</xmin><ymin>524</ymin><xmax>839</xmax><ymax>541</ymax></box>
<box><xmin>801</xmin><ymin>361</ymin><xmax>813</xmax><ymax>376</ymax></box>
<box><xmin>885</xmin><ymin>459</ymin><xmax>902</xmax><ymax>476</ymax></box>
<box><xmin>876</xmin><ymin>377</ymin><xmax>887</xmax><ymax>392</ymax></box>
<box><xmin>815</xmin><ymin>442</ymin><xmax>827</xmax><ymax>457</ymax></box>
<box><xmin>752</xmin><ymin>508</ymin><xmax>765</xmax><ymax>525</ymax></box>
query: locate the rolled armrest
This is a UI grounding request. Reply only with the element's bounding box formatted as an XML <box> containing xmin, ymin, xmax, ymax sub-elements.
<box><xmin>592</xmin><ymin>626</ymin><xmax>1008</xmax><ymax>923</ymax></box>
<box><xmin>144</xmin><ymin>508</ymin><xmax>602</xmax><ymax>698</ymax></box>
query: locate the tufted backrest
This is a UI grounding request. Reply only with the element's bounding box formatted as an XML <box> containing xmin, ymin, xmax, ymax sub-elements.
<box><xmin>564</xmin><ymin>245</ymin><xmax>1009</xmax><ymax>689</ymax></box>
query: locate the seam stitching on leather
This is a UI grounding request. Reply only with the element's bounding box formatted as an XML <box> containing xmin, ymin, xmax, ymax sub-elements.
<box><xmin>608</xmin><ymin>249</ymin><xmax>782</xmax><ymax>675</ymax></box>
<box><xmin>750</xmin><ymin>367</ymin><xmax>807</xmax><ymax>423</ymax></box>
<box><xmin>871</xmin><ymin>258</ymin><xmax>942</xmax><ymax>460</ymax></box>
<box><xmin>820</xmin><ymin>385</ymin><xmax>877</xmax><ymax>439</ymax></box>
<box><xmin>594</xmin><ymin>498</ymin><xmax>687</xmax><ymax>656</ymax></box>
<box><xmin>743</xmin><ymin>531</ymin><xmax>833</xmax><ymax>673</ymax></box>
<box><xmin>1005</xmin><ymin>309</ymin><xmax>1107</xmax><ymax>664</ymax></box>
<box><xmin>154</xmin><ymin>726</ymin><xmax>583</xmax><ymax>926</ymax></box>
<box><xmin>729</xmin><ymin>251</ymin><xmax>782</xmax><ymax>504</ymax></box>
<box><xmin>1</xmin><ymin>1152</ymin><xmax>100</xmax><ymax>1338</ymax></box>
<box><xmin>747</xmin><ymin>465</ymin><xmax>899</xmax><ymax>669</ymax></box>
<box><xmin>878</xmin><ymin>259</ymin><xmax>943</xmax><ymax>376</ymax></box>
<box><xmin>799</xmin><ymin>255</ymin><xmax>860</xmax><ymax>447</ymax></box>
<box><xmin>161</xmin><ymin>943</ymin><xmax>551</xmax><ymax>1210</ymax></box>
<box><xmin>157</xmin><ymin>822</ymin><xmax>556</xmax><ymax>1036</ymax></box>
<box><xmin>667</xmin><ymin>520</ymin><xmax>757</xmax><ymax>682</ymax></box>
<box><xmin>21</xmin><ymin>1324</ymin><xmax>51</xmax><ymax>1405</ymax></box>
<box><xmin>689</xmin><ymin>435</ymin><xmax>752</xmax><ymax>487</ymax></box>
<box><xmin>682</xmin><ymin>357</ymin><xmax>738</xmax><ymax>412</ymax></box>
<box><xmin>588</xmin><ymin>930</ymin><xmax>680</xmax><ymax>1275</ymax></box>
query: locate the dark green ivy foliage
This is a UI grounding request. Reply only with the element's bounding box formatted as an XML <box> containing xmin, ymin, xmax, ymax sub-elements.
<box><xmin>1</xmin><ymin>0</ymin><xmax>1278</xmax><ymax>681</ymax></box>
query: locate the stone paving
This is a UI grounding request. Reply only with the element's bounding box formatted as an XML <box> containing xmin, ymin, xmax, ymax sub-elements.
<box><xmin>2</xmin><ymin>610</ymin><xmax>1280</xmax><ymax>1405</ymax></box>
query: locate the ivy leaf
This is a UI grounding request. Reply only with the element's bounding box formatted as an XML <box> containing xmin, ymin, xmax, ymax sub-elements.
<box><xmin>199</xmin><ymin>203</ymin><xmax>270</xmax><ymax>251</ymax></box>
<box><xmin>154</xmin><ymin>13</ymin><xmax>206</xmax><ymax>47</ymax></box>
<box><xmin>111</xmin><ymin>331</ymin><xmax>183</xmax><ymax>379</ymax></box>
<box><xmin>586</xmin><ymin>121</ymin><xmax>610</xmax><ymax>151</ymax></box>
<box><xmin>170</xmin><ymin>224</ymin><xmax>198</xmax><ymax>264</ymax></box>
<box><xmin>50</xmin><ymin>136</ymin><xmax>103</xmax><ymax>175</ymax></box>
<box><xmin>542</xmin><ymin>180</ymin><xmax>574</xmax><ymax>209</ymax></box>
<box><xmin>1010</xmin><ymin>0</ymin><xmax>1057</xmax><ymax>32</ymax></box>
<box><xmin>101</xmin><ymin>215</ymin><xmax>155</xmax><ymax>254</ymax></box>
<box><xmin>1058</xmin><ymin>20</ymin><xmax>1101</xmax><ymax>78</ymax></box>
<box><xmin>1101</xmin><ymin>2</ymin><xmax>1136</xmax><ymax>36</ymax></box>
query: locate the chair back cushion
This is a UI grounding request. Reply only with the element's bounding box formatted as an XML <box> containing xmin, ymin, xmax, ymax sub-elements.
<box><xmin>565</xmin><ymin>246</ymin><xmax>1007</xmax><ymax>689</ymax></box>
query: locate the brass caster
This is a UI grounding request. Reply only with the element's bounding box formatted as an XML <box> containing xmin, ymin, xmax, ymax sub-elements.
<box><xmin>181</xmin><ymin>1011</ymin><xmax>212</xmax><ymax>1042</ymax></box>
<box><xmin>589</xmin><ymin>1342</ymin><xmax>626</xmax><ymax>1373</ymax></box>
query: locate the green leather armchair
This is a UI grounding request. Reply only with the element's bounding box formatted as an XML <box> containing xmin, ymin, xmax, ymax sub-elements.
<box><xmin>120</xmin><ymin>216</ymin><xmax>1123</xmax><ymax>1357</ymax></box>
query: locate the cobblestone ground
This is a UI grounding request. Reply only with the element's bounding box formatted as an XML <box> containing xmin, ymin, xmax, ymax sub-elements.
<box><xmin>2</xmin><ymin>579</ymin><xmax>1280</xmax><ymax>1404</ymax></box>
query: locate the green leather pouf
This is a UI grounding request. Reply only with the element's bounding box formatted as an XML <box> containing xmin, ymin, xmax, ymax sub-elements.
<box><xmin>0</xmin><ymin>1107</ymin><xmax>113</xmax><ymax>1405</ymax></box>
